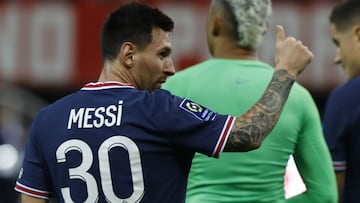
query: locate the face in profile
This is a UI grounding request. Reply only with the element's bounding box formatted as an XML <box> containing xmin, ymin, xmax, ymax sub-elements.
<box><xmin>132</xmin><ymin>28</ymin><xmax>175</xmax><ymax>92</ymax></box>
<box><xmin>330</xmin><ymin>23</ymin><xmax>360</xmax><ymax>80</ymax></box>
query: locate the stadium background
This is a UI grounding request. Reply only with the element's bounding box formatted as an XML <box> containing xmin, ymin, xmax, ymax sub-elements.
<box><xmin>0</xmin><ymin>0</ymin><xmax>341</xmax><ymax>202</ymax></box>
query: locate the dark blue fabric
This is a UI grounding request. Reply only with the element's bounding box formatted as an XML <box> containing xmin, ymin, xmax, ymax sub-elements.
<box><xmin>323</xmin><ymin>76</ymin><xmax>360</xmax><ymax>203</ymax></box>
<box><xmin>17</xmin><ymin>86</ymin><xmax>230</xmax><ymax>203</ymax></box>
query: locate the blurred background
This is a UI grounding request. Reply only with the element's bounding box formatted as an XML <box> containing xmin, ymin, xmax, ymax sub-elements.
<box><xmin>0</xmin><ymin>0</ymin><xmax>342</xmax><ymax>202</ymax></box>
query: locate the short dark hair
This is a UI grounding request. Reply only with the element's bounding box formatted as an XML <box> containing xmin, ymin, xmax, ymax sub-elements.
<box><xmin>214</xmin><ymin>0</ymin><xmax>238</xmax><ymax>43</ymax></box>
<box><xmin>212</xmin><ymin>0</ymin><xmax>271</xmax><ymax>51</ymax></box>
<box><xmin>330</xmin><ymin>1</ymin><xmax>360</xmax><ymax>31</ymax></box>
<box><xmin>100</xmin><ymin>2</ymin><xmax>174</xmax><ymax>62</ymax></box>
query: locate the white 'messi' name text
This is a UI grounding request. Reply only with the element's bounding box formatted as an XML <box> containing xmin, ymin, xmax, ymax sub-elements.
<box><xmin>67</xmin><ymin>100</ymin><xmax>123</xmax><ymax>129</ymax></box>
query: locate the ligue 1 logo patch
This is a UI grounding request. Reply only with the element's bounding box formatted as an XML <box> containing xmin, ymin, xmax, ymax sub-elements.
<box><xmin>180</xmin><ymin>99</ymin><xmax>217</xmax><ymax>121</ymax></box>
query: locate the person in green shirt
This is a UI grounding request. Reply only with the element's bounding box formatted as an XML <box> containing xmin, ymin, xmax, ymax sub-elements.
<box><xmin>162</xmin><ymin>0</ymin><xmax>337</xmax><ymax>202</ymax></box>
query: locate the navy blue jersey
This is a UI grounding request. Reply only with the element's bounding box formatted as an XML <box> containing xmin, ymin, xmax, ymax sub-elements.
<box><xmin>15</xmin><ymin>82</ymin><xmax>234</xmax><ymax>203</ymax></box>
<box><xmin>323</xmin><ymin>76</ymin><xmax>360</xmax><ymax>203</ymax></box>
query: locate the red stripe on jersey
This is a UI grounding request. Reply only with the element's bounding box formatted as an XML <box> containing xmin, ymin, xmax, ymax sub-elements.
<box><xmin>333</xmin><ymin>161</ymin><xmax>346</xmax><ymax>171</ymax></box>
<box><xmin>214</xmin><ymin>116</ymin><xmax>235</xmax><ymax>157</ymax></box>
<box><xmin>15</xmin><ymin>182</ymin><xmax>50</xmax><ymax>199</ymax></box>
<box><xmin>83</xmin><ymin>82</ymin><xmax>134</xmax><ymax>88</ymax></box>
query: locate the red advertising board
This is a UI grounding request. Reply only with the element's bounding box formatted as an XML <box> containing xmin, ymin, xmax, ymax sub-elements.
<box><xmin>0</xmin><ymin>0</ymin><xmax>343</xmax><ymax>92</ymax></box>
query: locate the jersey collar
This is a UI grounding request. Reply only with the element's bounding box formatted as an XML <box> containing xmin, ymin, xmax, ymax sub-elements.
<box><xmin>81</xmin><ymin>81</ymin><xmax>135</xmax><ymax>90</ymax></box>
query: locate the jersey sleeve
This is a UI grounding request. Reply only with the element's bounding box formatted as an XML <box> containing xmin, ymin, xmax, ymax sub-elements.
<box><xmin>322</xmin><ymin>88</ymin><xmax>347</xmax><ymax>171</ymax></box>
<box><xmin>150</xmin><ymin>90</ymin><xmax>235</xmax><ymax>158</ymax></box>
<box><xmin>286</xmin><ymin>87</ymin><xmax>337</xmax><ymax>203</ymax></box>
<box><xmin>14</xmin><ymin>111</ymin><xmax>53</xmax><ymax>199</ymax></box>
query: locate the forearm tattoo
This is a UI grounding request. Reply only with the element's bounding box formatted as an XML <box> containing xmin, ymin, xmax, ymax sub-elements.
<box><xmin>224</xmin><ymin>69</ymin><xmax>295</xmax><ymax>152</ymax></box>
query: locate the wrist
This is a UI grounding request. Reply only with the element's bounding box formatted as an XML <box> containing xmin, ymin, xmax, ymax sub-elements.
<box><xmin>274</xmin><ymin>67</ymin><xmax>297</xmax><ymax>79</ymax></box>
<box><xmin>273</xmin><ymin>69</ymin><xmax>296</xmax><ymax>81</ymax></box>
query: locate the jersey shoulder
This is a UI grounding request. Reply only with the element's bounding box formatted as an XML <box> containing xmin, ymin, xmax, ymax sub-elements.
<box><xmin>330</xmin><ymin>76</ymin><xmax>360</xmax><ymax>103</ymax></box>
<box><xmin>288</xmin><ymin>82</ymin><xmax>316</xmax><ymax>106</ymax></box>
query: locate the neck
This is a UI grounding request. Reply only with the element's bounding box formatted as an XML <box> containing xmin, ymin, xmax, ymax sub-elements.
<box><xmin>98</xmin><ymin>60</ymin><xmax>136</xmax><ymax>86</ymax></box>
<box><xmin>212</xmin><ymin>37</ymin><xmax>258</xmax><ymax>60</ymax></box>
<box><xmin>213</xmin><ymin>49</ymin><xmax>258</xmax><ymax>60</ymax></box>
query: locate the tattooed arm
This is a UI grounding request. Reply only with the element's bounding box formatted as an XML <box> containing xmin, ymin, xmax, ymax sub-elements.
<box><xmin>224</xmin><ymin>69</ymin><xmax>295</xmax><ymax>151</ymax></box>
<box><xmin>224</xmin><ymin>25</ymin><xmax>313</xmax><ymax>152</ymax></box>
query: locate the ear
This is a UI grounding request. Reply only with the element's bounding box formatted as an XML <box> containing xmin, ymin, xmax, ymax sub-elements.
<box><xmin>119</xmin><ymin>42</ymin><xmax>136</xmax><ymax>68</ymax></box>
<box><xmin>351</xmin><ymin>24</ymin><xmax>360</xmax><ymax>40</ymax></box>
<box><xmin>211</xmin><ymin>15</ymin><xmax>222</xmax><ymax>37</ymax></box>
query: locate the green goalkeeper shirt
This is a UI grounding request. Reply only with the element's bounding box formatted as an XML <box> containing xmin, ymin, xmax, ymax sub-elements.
<box><xmin>162</xmin><ymin>59</ymin><xmax>337</xmax><ymax>203</ymax></box>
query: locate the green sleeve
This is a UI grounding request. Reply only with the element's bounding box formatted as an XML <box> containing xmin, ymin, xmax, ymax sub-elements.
<box><xmin>286</xmin><ymin>89</ymin><xmax>337</xmax><ymax>203</ymax></box>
